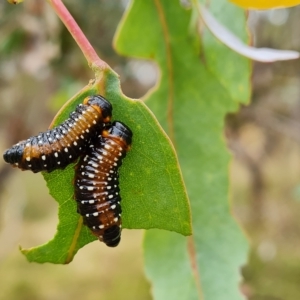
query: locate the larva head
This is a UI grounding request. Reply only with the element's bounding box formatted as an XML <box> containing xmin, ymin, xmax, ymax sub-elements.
<box><xmin>105</xmin><ymin>121</ymin><xmax>132</xmax><ymax>148</ymax></box>
<box><xmin>83</xmin><ymin>95</ymin><xmax>112</xmax><ymax>122</ymax></box>
<box><xmin>3</xmin><ymin>143</ymin><xmax>24</xmax><ymax>165</ymax></box>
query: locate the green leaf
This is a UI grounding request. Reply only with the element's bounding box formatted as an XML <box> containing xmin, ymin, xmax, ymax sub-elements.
<box><xmin>144</xmin><ymin>230</ymin><xmax>199</xmax><ymax>300</ymax></box>
<box><xmin>114</xmin><ymin>0</ymin><xmax>249</xmax><ymax>299</ymax></box>
<box><xmin>21</xmin><ymin>69</ymin><xmax>192</xmax><ymax>264</ymax></box>
<box><xmin>199</xmin><ymin>0</ymin><xmax>251</xmax><ymax>103</ymax></box>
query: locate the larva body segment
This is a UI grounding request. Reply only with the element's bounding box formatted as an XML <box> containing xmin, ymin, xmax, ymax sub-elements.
<box><xmin>74</xmin><ymin>121</ymin><xmax>132</xmax><ymax>247</ymax></box>
<box><xmin>3</xmin><ymin>95</ymin><xmax>112</xmax><ymax>173</ymax></box>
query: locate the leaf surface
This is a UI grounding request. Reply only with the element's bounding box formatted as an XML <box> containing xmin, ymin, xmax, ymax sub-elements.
<box><xmin>115</xmin><ymin>0</ymin><xmax>249</xmax><ymax>299</ymax></box>
<box><xmin>21</xmin><ymin>70</ymin><xmax>192</xmax><ymax>264</ymax></box>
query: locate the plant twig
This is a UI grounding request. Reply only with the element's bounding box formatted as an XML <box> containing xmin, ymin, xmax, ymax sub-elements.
<box><xmin>47</xmin><ymin>0</ymin><xmax>109</xmax><ymax>76</ymax></box>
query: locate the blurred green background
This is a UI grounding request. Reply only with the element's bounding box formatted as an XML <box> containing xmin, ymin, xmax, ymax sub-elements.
<box><xmin>0</xmin><ymin>1</ymin><xmax>300</xmax><ymax>299</ymax></box>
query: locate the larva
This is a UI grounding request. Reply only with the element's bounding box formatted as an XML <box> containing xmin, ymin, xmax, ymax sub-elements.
<box><xmin>74</xmin><ymin>121</ymin><xmax>132</xmax><ymax>247</ymax></box>
<box><xmin>3</xmin><ymin>95</ymin><xmax>112</xmax><ymax>173</ymax></box>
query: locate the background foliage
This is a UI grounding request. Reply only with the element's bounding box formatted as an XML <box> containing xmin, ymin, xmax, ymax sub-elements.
<box><xmin>1</xmin><ymin>1</ymin><xmax>300</xmax><ymax>300</ymax></box>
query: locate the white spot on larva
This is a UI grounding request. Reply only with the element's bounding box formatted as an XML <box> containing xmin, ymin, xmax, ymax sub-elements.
<box><xmin>42</xmin><ymin>155</ymin><xmax>46</xmax><ymax>161</ymax></box>
<box><xmin>89</xmin><ymin>200</ymin><xmax>95</xmax><ymax>204</ymax></box>
<box><xmin>108</xmin><ymin>195</ymin><xmax>113</xmax><ymax>199</ymax></box>
<box><xmin>92</xmin><ymin>163</ymin><xmax>99</xmax><ymax>168</ymax></box>
<box><xmin>86</xmin><ymin>214</ymin><xmax>90</xmax><ymax>217</ymax></box>
<box><xmin>115</xmin><ymin>192</ymin><xmax>119</xmax><ymax>195</ymax></box>
<box><xmin>119</xmin><ymin>224</ymin><xmax>122</xmax><ymax>228</ymax></box>
<box><xmin>79</xmin><ymin>186</ymin><xmax>83</xmax><ymax>190</ymax></box>
<box><xmin>87</xmin><ymin>187</ymin><xmax>94</xmax><ymax>191</ymax></box>
<box><xmin>26</xmin><ymin>157</ymin><xmax>30</xmax><ymax>161</ymax></box>
<box><xmin>114</xmin><ymin>217</ymin><xmax>118</xmax><ymax>222</ymax></box>
<box><xmin>57</xmin><ymin>161</ymin><xmax>61</xmax><ymax>165</ymax></box>
<box><xmin>62</xmin><ymin>130</ymin><xmax>66</xmax><ymax>134</ymax></box>
<box><xmin>74</xmin><ymin>142</ymin><xmax>77</xmax><ymax>146</ymax></box>
<box><xmin>49</xmin><ymin>138</ymin><xmax>52</xmax><ymax>142</ymax></box>
<box><xmin>113</xmin><ymin>163</ymin><xmax>117</xmax><ymax>167</ymax></box>
<box><xmin>118</xmin><ymin>152</ymin><xmax>122</xmax><ymax>156</ymax></box>
<box><xmin>80</xmin><ymin>135</ymin><xmax>84</xmax><ymax>139</ymax></box>
<box><xmin>64</xmin><ymin>148</ymin><xmax>68</xmax><ymax>153</ymax></box>
<box><xmin>93</xmin><ymin>120</ymin><xmax>96</xmax><ymax>124</ymax></box>
<box><xmin>93</xmin><ymin>212</ymin><xmax>99</xmax><ymax>217</ymax></box>
<box><xmin>15</xmin><ymin>163</ymin><xmax>19</xmax><ymax>166</ymax></box>
<box><xmin>99</xmin><ymin>225</ymin><xmax>105</xmax><ymax>229</ymax></box>
<box><xmin>44</xmin><ymin>164</ymin><xmax>47</xmax><ymax>167</ymax></box>
<box><xmin>81</xmin><ymin>172</ymin><xmax>85</xmax><ymax>175</ymax></box>
<box><xmin>107</xmin><ymin>186</ymin><xmax>111</xmax><ymax>190</ymax></box>
<box><xmin>69</xmin><ymin>155</ymin><xmax>72</xmax><ymax>159</ymax></box>
<box><xmin>104</xmin><ymin>145</ymin><xmax>111</xmax><ymax>150</ymax></box>
<box><xmin>54</xmin><ymin>152</ymin><xmax>58</xmax><ymax>158</ymax></box>
<box><xmin>114</xmin><ymin>157</ymin><xmax>118</xmax><ymax>161</ymax></box>
<box><xmin>56</xmin><ymin>134</ymin><xmax>60</xmax><ymax>139</ymax></box>
<box><xmin>38</xmin><ymin>140</ymin><xmax>43</xmax><ymax>144</ymax></box>
<box><xmin>88</xmin><ymin>174</ymin><xmax>95</xmax><ymax>179</ymax></box>
<box><xmin>102</xmin><ymin>150</ymin><xmax>108</xmax><ymax>155</ymax></box>
<box><xmin>107</xmin><ymin>177</ymin><xmax>112</xmax><ymax>181</ymax></box>
<box><xmin>111</xmin><ymin>204</ymin><xmax>116</xmax><ymax>209</ymax></box>
<box><xmin>86</xmin><ymin>129</ymin><xmax>89</xmax><ymax>133</ymax></box>
<box><xmin>28</xmin><ymin>164</ymin><xmax>32</xmax><ymax>167</ymax></box>
<box><xmin>81</xmin><ymin>130</ymin><xmax>85</xmax><ymax>134</ymax></box>
<box><xmin>26</xmin><ymin>143</ymin><xmax>30</xmax><ymax>147</ymax></box>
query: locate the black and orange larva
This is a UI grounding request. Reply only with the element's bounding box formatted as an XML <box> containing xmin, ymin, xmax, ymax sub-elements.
<box><xmin>74</xmin><ymin>121</ymin><xmax>132</xmax><ymax>247</ymax></box>
<box><xmin>3</xmin><ymin>95</ymin><xmax>112</xmax><ymax>173</ymax></box>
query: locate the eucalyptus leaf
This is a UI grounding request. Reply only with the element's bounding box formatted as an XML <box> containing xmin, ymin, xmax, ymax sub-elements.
<box><xmin>21</xmin><ymin>70</ymin><xmax>192</xmax><ymax>264</ymax></box>
<box><xmin>115</xmin><ymin>0</ymin><xmax>250</xmax><ymax>299</ymax></box>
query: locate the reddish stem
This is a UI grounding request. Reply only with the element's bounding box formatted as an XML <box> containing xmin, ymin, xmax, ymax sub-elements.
<box><xmin>48</xmin><ymin>0</ymin><xmax>108</xmax><ymax>74</ymax></box>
